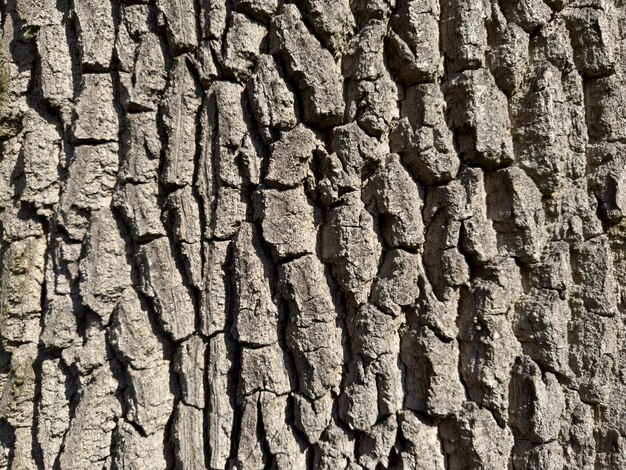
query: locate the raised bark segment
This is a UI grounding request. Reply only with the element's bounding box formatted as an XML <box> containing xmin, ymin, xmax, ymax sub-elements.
<box><xmin>270</xmin><ymin>4</ymin><xmax>345</xmax><ymax>126</ymax></box>
<box><xmin>2</xmin><ymin>0</ymin><xmax>626</xmax><ymax>467</ymax></box>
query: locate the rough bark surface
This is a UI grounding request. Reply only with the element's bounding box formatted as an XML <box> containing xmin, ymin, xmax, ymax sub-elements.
<box><xmin>0</xmin><ymin>0</ymin><xmax>625</xmax><ymax>468</ymax></box>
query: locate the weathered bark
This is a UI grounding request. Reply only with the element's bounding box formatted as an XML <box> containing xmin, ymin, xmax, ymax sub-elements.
<box><xmin>1</xmin><ymin>0</ymin><xmax>625</xmax><ymax>468</ymax></box>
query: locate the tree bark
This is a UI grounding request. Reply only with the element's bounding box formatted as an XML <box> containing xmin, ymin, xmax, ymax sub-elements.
<box><xmin>0</xmin><ymin>0</ymin><xmax>625</xmax><ymax>468</ymax></box>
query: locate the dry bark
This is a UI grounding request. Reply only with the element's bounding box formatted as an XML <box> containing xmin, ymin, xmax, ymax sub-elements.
<box><xmin>1</xmin><ymin>0</ymin><xmax>626</xmax><ymax>468</ymax></box>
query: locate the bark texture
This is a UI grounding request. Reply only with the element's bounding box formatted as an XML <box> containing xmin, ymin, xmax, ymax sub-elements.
<box><xmin>1</xmin><ymin>0</ymin><xmax>626</xmax><ymax>468</ymax></box>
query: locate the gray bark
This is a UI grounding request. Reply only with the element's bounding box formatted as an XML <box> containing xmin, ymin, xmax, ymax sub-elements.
<box><xmin>0</xmin><ymin>0</ymin><xmax>625</xmax><ymax>468</ymax></box>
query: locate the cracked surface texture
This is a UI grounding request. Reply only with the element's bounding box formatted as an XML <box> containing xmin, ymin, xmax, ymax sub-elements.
<box><xmin>1</xmin><ymin>0</ymin><xmax>626</xmax><ymax>468</ymax></box>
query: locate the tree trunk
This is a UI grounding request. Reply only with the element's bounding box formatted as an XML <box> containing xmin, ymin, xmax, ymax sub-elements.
<box><xmin>0</xmin><ymin>0</ymin><xmax>625</xmax><ymax>468</ymax></box>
